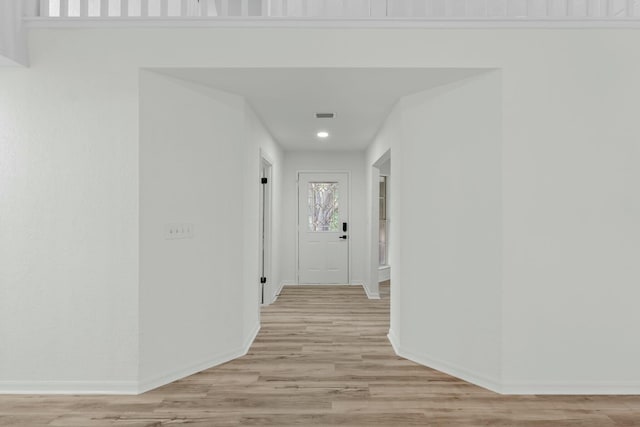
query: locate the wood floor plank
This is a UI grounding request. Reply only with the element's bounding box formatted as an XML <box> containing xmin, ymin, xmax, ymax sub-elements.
<box><xmin>1</xmin><ymin>284</ymin><xmax>639</xmax><ymax>426</ymax></box>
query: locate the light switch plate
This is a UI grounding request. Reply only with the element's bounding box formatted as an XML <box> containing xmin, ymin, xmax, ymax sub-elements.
<box><xmin>165</xmin><ymin>223</ymin><xmax>194</xmax><ymax>240</ymax></box>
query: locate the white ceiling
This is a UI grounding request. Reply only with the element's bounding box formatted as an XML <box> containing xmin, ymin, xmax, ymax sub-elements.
<box><xmin>157</xmin><ymin>68</ymin><xmax>485</xmax><ymax>151</ymax></box>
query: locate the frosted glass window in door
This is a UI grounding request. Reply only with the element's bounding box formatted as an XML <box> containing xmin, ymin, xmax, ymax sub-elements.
<box><xmin>308</xmin><ymin>182</ymin><xmax>340</xmax><ymax>232</ymax></box>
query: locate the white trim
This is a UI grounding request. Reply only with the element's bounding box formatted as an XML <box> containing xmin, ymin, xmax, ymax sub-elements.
<box><xmin>259</xmin><ymin>149</ymin><xmax>273</xmax><ymax>307</ymax></box>
<box><xmin>0</xmin><ymin>380</ymin><xmax>139</xmax><ymax>395</ymax></box>
<box><xmin>138</xmin><ymin>348</ymin><xmax>243</xmax><ymax>394</ymax></box>
<box><xmin>387</xmin><ymin>329</ymin><xmax>401</xmax><ymax>354</ymax></box>
<box><xmin>25</xmin><ymin>17</ymin><xmax>640</xmax><ymax>29</ymax></box>
<box><xmin>362</xmin><ymin>282</ymin><xmax>380</xmax><ymax>299</ymax></box>
<box><xmin>378</xmin><ymin>265</ymin><xmax>390</xmax><ymax>282</ymax></box>
<box><xmin>242</xmin><ymin>322</ymin><xmax>261</xmax><ymax>353</ymax></box>
<box><xmin>139</xmin><ymin>322</ymin><xmax>260</xmax><ymax>394</ymax></box>
<box><xmin>293</xmin><ymin>283</ymin><xmax>350</xmax><ymax>286</ymax></box>
<box><xmin>501</xmin><ymin>382</ymin><xmax>640</xmax><ymax>395</ymax></box>
<box><xmin>0</xmin><ymin>329</ymin><xmax>263</xmax><ymax>396</ymax></box>
<box><xmin>369</xmin><ymin>149</ymin><xmax>391</xmax><ymax>321</ymax></box>
<box><xmin>387</xmin><ymin>331</ymin><xmax>640</xmax><ymax>395</ymax></box>
<box><xmin>387</xmin><ymin>330</ymin><xmax>502</xmax><ymax>394</ymax></box>
<box><xmin>271</xmin><ymin>280</ymin><xmax>289</xmax><ymax>303</ymax></box>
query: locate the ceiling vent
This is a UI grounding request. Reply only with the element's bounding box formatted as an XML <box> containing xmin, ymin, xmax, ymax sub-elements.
<box><xmin>315</xmin><ymin>113</ymin><xmax>336</xmax><ymax>119</ymax></box>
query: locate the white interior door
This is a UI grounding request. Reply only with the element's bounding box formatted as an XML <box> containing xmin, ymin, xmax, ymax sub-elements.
<box><xmin>260</xmin><ymin>159</ymin><xmax>272</xmax><ymax>304</ymax></box>
<box><xmin>298</xmin><ymin>172</ymin><xmax>349</xmax><ymax>284</ymax></box>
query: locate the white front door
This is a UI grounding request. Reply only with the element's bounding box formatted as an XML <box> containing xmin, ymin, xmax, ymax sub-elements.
<box><xmin>298</xmin><ymin>172</ymin><xmax>349</xmax><ymax>284</ymax></box>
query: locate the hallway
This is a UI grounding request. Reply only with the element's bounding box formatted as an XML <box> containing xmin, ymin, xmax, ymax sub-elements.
<box><xmin>2</xmin><ymin>286</ymin><xmax>639</xmax><ymax>426</ymax></box>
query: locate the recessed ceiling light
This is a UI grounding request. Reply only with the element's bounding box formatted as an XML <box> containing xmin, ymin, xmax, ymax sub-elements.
<box><xmin>317</xmin><ymin>131</ymin><xmax>329</xmax><ymax>138</ymax></box>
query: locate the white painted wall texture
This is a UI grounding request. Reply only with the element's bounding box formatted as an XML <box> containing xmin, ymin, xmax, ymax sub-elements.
<box><xmin>0</xmin><ymin>0</ymin><xmax>28</xmax><ymax>66</ymax></box>
<box><xmin>0</xmin><ymin>28</ymin><xmax>638</xmax><ymax>394</ymax></box>
<box><xmin>499</xmin><ymin>36</ymin><xmax>640</xmax><ymax>394</ymax></box>
<box><xmin>139</xmin><ymin>71</ymin><xmax>248</xmax><ymax>391</ymax></box>
<box><xmin>0</xmin><ymin>31</ymin><xmax>140</xmax><ymax>393</ymax></box>
<box><xmin>363</xmin><ymin>33</ymin><xmax>640</xmax><ymax>393</ymax></box>
<box><xmin>139</xmin><ymin>71</ymin><xmax>283</xmax><ymax>391</ymax></box>
<box><xmin>385</xmin><ymin>72</ymin><xmax>503</xmax><ymax>390</ymax></box>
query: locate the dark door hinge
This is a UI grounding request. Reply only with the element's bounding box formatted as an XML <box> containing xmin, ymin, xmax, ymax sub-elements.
<box><xmin>260</xmin><ymin>277</ymin><xmax>267</xmax><ymax>284</ymax></box>
<box><xmin>261</xmin><ymin>177</ymin><xmax>268</xmax><ymax>184</ymax></box>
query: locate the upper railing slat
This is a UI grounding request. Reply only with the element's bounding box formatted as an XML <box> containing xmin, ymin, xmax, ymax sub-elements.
<box><xmin>100</xmin><ymin>0</ymin><xmax>108</xmax><ymax>17</ymax></box>
<box><xmin>141</xmin><ymin>0</ymin><xmax>149</xmax><ymax>17</ymax></box>
<box><xmin>28</xmin><ymin>0</ymin><xmax>640</xmax><ymax>19</ymax></box>
<box><xmin>59</xmin><ymin>0</ymin><xmax>68</xmax><ymax>17</ymax></box>
<box><xmin>39</xmin><ymin>0</ymin><xmax>49</xmax><ymax>16</ymax></box>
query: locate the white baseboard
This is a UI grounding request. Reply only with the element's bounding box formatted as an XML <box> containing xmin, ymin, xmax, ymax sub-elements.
<box><xmin>387</xmin><ymin>329</ymin><xmax>401</xmax><ymax>354</ymax></box>
<box><xmin>294</xmin><ymin>283</ymin><xmax>351</xmax><ymax>286</ymax></box>
<box><xmin>501</xmin><ymin>381</ymin><xmax>640</xmax><ymax>395</ymax></box>
<box><xmin>0</xmin><ymin>380</ymin><xmax>139</xmax><ymax>395</ymax></box>
<box><xmin>137</xmin><ymin>349</ymin><xmax>241</xmax><ymax>394</ymax></box>
<box><xmin>139</xmin><ymin>322</ymin><xmax>260</xmax><ymax>394</ymax></box>
<box><xmin>378</xmin><ymin>266</ymin><xmax>391</xmax><ymax>282</ymax></box>
<box><xmin>1</xmin><ymin>323</ymin><xmax>263</xmax><ymax>396</ymax></box>
<box><xmin>387</xmin><ymin>330</ymin><xmax>502</xmax><ymax>394</ymax></box>
<box><xmin>242</xmin><ymin>322</ymin><xmax>261</xmax><ymax>354</ymax></box>
<box><xmin>387</xmin><ymin>331</ymin><xmax>640</xmax><ymax>395</ymax></box>
<box><xmin>362</xmin><ymin>283</ymin><xmax>380</xmax><ymax>299</ymax></box>
<box><xmin>271</xmin><ymin>281</ymin><xmax>290</xmax><ymax>303</ymax></box>
<box><xmin>140</xmin><ymin>323</ymin><xmax>260</xmax><ymax>394</ymax></box>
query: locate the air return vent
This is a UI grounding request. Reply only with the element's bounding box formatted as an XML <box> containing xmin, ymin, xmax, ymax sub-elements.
<box><xmin>315</xmin><ymin>113</ymin><xmax>336</xmax><ymax>119</ymax></box>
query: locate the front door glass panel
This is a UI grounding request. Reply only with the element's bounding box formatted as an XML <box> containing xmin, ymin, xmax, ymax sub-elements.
<box><xmin>308</xmin><ymin>182</ymin><xmax>339</xmax><ymax>232</ymax></box>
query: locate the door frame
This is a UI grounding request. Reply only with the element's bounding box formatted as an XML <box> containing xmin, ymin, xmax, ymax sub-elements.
<box><xmin>368</xmin><ymin>149</ymin><xmax>391</xmax><ymax>299</ymax></box>
<box><xmin>296</xmin><ymin>170</ymin><xmax>352</xmax><ymax>285</ymax></box>
<box><xmin>260</xmin><ymin>150</ymin><xmax>274</xmax><ymax>305</ymax></box>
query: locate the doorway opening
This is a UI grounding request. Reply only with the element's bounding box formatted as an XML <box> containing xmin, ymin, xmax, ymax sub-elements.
<box><xmin>378</xmin><ymin>157</ymin><xmax>391</xmax><ymax>299</ymax></box>
<box><xmin>260</xmin><ymin>154</ymin><xmax>273</xmax><ymax>305</ymax></box>
<box><xmin>371</xmin><ymin>150</ymin><xmax>391</xmax><ymax>300</ymax></box>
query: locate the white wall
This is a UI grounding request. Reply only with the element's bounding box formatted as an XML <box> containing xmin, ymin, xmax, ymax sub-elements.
<box><xmin>138</xmin><ymin>71</ymin><xmax>283</xmax><ymax>391</ymax></box>
<box><xmin>363</xmin><ymin>30</ymin><xmax>640</xmax><ymax>392</ymax></box>
<box><xmin>0</xmin><ymin>31</ymin><xmax>140</xmax><ymax>393</ymax></box>
<box><xmin>139</xmin><ymin>71</ymin><xmax>256</xmax><ymax>390</ymax></box>
<box><xmin>281</xmin><ymin>151</ymin><xmax>366</xmax><ymax>286</ymax></box>
<box><xmin>1</xmin><ymin>27</ymin><xmax>639</xmax><ymax>394</ymax></box>
<box><xmin>0</xmin><ymin>32</ymin><xmax>285</xmax><ymax>393</ymax></box>
<box><xmin>500</xmin><ymin>36</ymin><xmax>640</xmax><ymax>394</ymax></box>
<box><xmin>0</xmin><ymin>0</ymin><xmax>29</xmax><ymax>66</ymax></box>
<box><xmin>387</xmin><ymin>72</ymin><xmax>503</xmax><ymax>389</ymax></box>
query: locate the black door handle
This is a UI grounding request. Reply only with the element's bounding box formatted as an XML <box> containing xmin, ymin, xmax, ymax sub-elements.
<box><xmin>339</xmin><ymin>235</ymin><xmax>348</xmax><ymax>240</ymax></box>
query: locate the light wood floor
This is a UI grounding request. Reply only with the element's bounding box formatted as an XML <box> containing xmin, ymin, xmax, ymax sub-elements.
<box><xmin>1</xmin><ymin>285</ymin><xmax>639</xmax><ymax>426</ymax></box>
